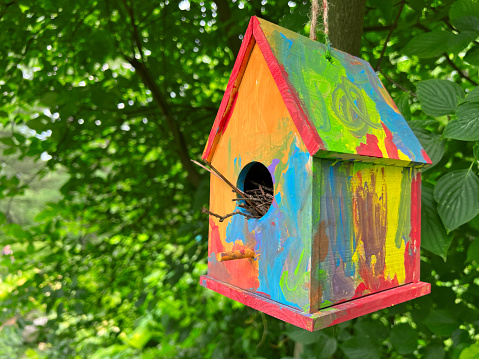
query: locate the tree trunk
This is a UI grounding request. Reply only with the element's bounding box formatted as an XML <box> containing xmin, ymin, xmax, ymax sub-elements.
<box><xmin>328</xmin><ymin>0</ymin><xmax>366</xmax><ymax>56</ymax></box>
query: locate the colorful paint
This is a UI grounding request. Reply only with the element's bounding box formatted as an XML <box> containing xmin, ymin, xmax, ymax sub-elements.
<box><xmin>200</xmin><ymin>16</ymin><xmax>430</xmax><ymax>331</ymax></box>
<box><xmin>315</xmin><ymin>160</ymin><xmax>420</xmax><ymax>308</ymax></box>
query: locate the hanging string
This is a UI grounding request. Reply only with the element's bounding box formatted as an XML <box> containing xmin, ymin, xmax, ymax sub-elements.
<box><xmin>309</xmin><ymin>0</ymin><xmax>319</xmax><ymax>41</ymax></box>
<box><xmin>310</xmin><ymin>0</ymin><xmax>332</xmax><ymax>61</ymax></box>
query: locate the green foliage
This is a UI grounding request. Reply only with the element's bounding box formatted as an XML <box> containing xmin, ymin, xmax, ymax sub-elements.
<box><xmin>0</xmin><ymin>0</ymin><xmax>478</xmax><ymax>358</ymax></box>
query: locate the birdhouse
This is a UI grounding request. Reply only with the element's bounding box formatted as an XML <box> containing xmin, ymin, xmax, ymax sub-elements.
<box><xmin>199</xmin><ymin>16</ymin><xmax>431</xmax><ymax>331</ymax></box>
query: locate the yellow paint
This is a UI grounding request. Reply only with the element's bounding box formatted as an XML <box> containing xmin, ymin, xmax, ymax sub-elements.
<box><xmin>350</xmin><ymin>164</ymin><xmax>406</xmax><ymax>283</ymax></box>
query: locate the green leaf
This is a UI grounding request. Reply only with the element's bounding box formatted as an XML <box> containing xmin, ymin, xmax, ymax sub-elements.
<box><xmin>39</xmin><ymin>92</ymin><xmax>61</xmax><ymax>108</ymax></box>
<box><xmin>474</xmin><ymin>142</ymin><xmax>479</xmax><ymax>162</ymax></box>
<box><xmin>417</xmin><ymin>80</ymin><xmax>464</xmax><ymax>117</ymax></box>
<box><xmin>317</xmin><ymin>334</ymin><xmax>337</xmax><ymax>359</ymax></box>
<box><xmin>369</xmin><ymin>0</ymin><xmax>393</xmax><ymax>22</ymax></box>
<box><xmin>409</xmin><ymin>121</ymin><xmax>445</xmax><ymax>168</ymax></box>
<box><xmin>396</xmin><ymin>93</ymin><xmax>411</xmax><ymax>122</ymax></box>
<box><xmin>434</xmin><ymin>169</ymin><xmax>479</xmax><ymax>231</ymax></box>
<box><xmin>404</xmin><ymin>31</ymin><xmax>454</xmax><ymax>58</ymax></box>
<box><xmin>453</xmin><ymin>16</ymin><xmax>479</xmax><ymax>31</ymax></box>
<box><xmin>466</xmin><ymin>238</ymin><xmax>479</xmax><ymax>263</ymax></box>
<box><xmin>390</xmin><ymin>323</ymin><xmax>418</xmax><ymax>355</ymax></box>
<box><xmin>0</xmin><ymin>212</ymin><xmax>6</xmax><ymax>225</ymax></box>
<box><xmin>424</xmin><ymin>309</ymin><xmax>458</xmax><ymax>336</ymax></box>
<box><xmin>460</xmin><ymin>342</ymin><xmax>479</xmax><ymax>359</ymax></box>
<box><xmin>285</xmin><ymin>326</ymin><xmax>321</xmax><ymax>344</ymax></box>
<box><xmin>467</xmin><ymin>86</ymin><xmax>479</xmax><ymax>101</ymax></box>
<box><xmin>341</xmin><ymin>337</ymin><xmax>381</xmax><ymax>359</ymax></box>
<box><xmin>424</xmin><ymin>343</ymin><xmax>446</xmax><ymax>359</ymax></box>
<box><xmin>450</xmin><ymin>31</ymin><xmax>479</xmax><ymax>55</ymax></box>
<box><xmin>421</xmin><ymin>186</ymin><xmax>452</xmax><ymax>259</ymax></box>
<box><xmin>464</xmin><ymin>46</ymin><xmax>479</xmax><ymax>66</ymax></box>
<box><xmin>444</xmin><ymin>101</ymin><xmax>479</xmax><ymax>140</ymax></box>
<box><xmin>450</xmin><ymin>0</ymin><xmax>479</xmax><ymax>22</ymax></box>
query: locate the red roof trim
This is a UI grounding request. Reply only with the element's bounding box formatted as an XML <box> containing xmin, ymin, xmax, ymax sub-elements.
<box><xmin>250</xmin><ymin>17</ymin><xmax>324</xmax><ymax>154</ymax></box>
<box><xmin>202</xmin><ymin>16</ymin><xmax>325</xmax><ymax>161</ymax></box>
<box><xmin>202</xmin><ymin>17</ymin><xmax>256</xmax><ymax>161</ymax></box>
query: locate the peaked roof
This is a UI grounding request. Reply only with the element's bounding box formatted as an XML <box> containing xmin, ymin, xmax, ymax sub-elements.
<box><xmin>203</xmin><ymin>16</ymin><xmax>431</xmax><ymax>166</ymax></box>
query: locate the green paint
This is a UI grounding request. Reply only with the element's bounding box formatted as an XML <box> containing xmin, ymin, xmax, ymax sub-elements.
<box><xmin>395</xmin><ymin>168</ymin><xmax>412</xmax><ymax>248</ymax></box>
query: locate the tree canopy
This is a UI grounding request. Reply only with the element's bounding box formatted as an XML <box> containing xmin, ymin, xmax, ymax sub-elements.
<box><xmin>0</xmin><ymin>0</ymin><xmax>479</xmax><ymax>358</ymax></box>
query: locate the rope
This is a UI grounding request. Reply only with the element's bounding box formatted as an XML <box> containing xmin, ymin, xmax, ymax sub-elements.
<box><xmin>309</xmin><ymin>0</ymin><xmax>319</xmax><ymax>40</ymax></box>
<box><xmin>310</xmin><ymin>0</ymin><xmax>332</xmax><ymax>60</ymax></box>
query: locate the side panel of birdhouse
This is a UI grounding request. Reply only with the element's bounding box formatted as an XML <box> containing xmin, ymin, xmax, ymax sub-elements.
<box><xmin>314</xmin><ymin>159</ymin><xmax>421</xmax><ymax>309</ymax></box>
<box><xmin>207</xmin><ymin>44</ymin><xmax>315</xmax><ymax>312</ymax></box>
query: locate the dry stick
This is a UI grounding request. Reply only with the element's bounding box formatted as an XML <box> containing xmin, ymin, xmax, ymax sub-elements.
<box><xmin>202</xmin><ymin>207</ymin><xmax>254</xmax><ymax>222</ymax></box>
<box><xmin>203</xmin><ymin>160</ymin><xmax>265</xmax><ymax>216</ymax></box>
<box><xmin>190</xmin><ymin>159</ymin><xmax>223</xmax><ymax>181</ymax></box>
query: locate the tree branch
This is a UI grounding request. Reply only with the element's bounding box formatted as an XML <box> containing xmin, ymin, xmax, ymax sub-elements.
<box><xmin>375</xmin><ymin>0</ymin><xmax>405</xmax><ymax>71</ymax></box>
<box><xmin>444</xmin><ymin>54</ymin><xmax>478</xmax><ymax>86</ymax></box>
<box><xmin>120</xmin><ymin>1</ymin><xmax>201</xmax><ymax>187</ymax></box>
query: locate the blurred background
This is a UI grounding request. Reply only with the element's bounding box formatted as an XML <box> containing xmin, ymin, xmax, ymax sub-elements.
<box><xmin>0</xmin><ymin>0</ymin><xmax>478</xmax><ymax>358</ymax></box>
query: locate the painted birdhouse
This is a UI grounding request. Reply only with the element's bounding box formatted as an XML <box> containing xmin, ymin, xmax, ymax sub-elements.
<box><xmin>199</xmin><ymin>16</ymin><xmax>431</xmax><ymax>331</ymax></box>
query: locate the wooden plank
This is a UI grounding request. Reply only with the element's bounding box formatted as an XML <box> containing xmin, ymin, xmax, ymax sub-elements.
<box><xmin>200</xmin><ymin>275</ymin><xmax>430</xmax><ymax>332</ymax></box>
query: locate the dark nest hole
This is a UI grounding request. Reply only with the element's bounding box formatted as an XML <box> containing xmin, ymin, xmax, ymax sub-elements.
<box><xmin>194</xmin><ymin>160</ymin><xmax>274</xmax><ymax>222</ymax></box>
<box><xmin>236</xmin><ymin>162</ymin><xmax>274</xmax><ymax>218</ymax></box>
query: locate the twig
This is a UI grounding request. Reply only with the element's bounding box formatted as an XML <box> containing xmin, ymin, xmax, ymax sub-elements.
<box><xmin>203</xmin><ymin>160</ymin><xmax>264</xmax><ymax>215</ymax></box>
<box><xmin>444</xmin><ymin>54</ymin><xmax>478</xmax><ymax>86</ymax></box>
<box><xmin>190</xmin><ymin>159</ymin><xmax>223</xmax><ymax>181</ymax></box>
<box><xmin>375</xmin><ymin>0</ymin><xmax>406</xmax><ymax>71</ymax></box>
<box><xmin>256</xmin><ymin>312</ymin><xmax>268</xmax><ymax>349</ymax></box>
<box><xmin>380</xmin><ymin>69</ymin><xmax>417</xmax><ymax>97</ymax></box>
<box><xmin>201</xmin><ymin>207</ymin><xmax>255</xmax><ymax>222</ymax></box>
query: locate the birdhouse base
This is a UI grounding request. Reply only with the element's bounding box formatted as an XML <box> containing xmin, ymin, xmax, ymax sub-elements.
<box><xmin>200</xmin><ymin>275</ymin><xmax>430</xmax><ymax>331</ymax></box>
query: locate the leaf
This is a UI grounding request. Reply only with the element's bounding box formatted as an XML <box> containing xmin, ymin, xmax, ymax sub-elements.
<box><xmin>453</xmin><ymin>15</ymin><xmax>479</xmax><ymax>31</ymax></box>
<box><xmin>460</xmin><ymin>342</ymin><xmax>479</xmax><ymax>359</ymax></box>
<box><xmin>416</xmin><ymin>80</ymin><xmax>464</xmax><ymax>117</ymax></box>
<box><xmin>285</xmin><ymin>326</ymin><xmax>321</xmax><ymax>345</ymax></box>
<box><xmin>341</xmin><ymin>337</ymin><xmax>381</xmax><ymax>359</ymax></box>
<box><xmin>424</xmin><ymin>342</ymin><xmax>446</xmax><ymax>359</ymax></box>
<box><xmin>369</xmin><ymin>0</ymin><xmax>393</xmax><ymax>22</ymax></box>
<box><xmin>434</xmin><ymin>169</ymin><xmax>479</xmax><ymax>232</ymax></box>
<box><xmin>466</xmin><ymin>238</ymin><xmax>479</xmax><ymax>263</ymax></box>
<box><xmin>444</xmin><ymin>101</ymin><xmax>479</xmax><ymax>140</ymax></box>
<box><xmin>421</xmin><ymin>186</ymin><xmax>452</xmax><ymax>260</ymax></box>
<box><xmin>474</xmin><ymin>142</ymin><xmax>479</xmax><ymax>162</ymax></box>
<box><xmin>390</xmin><ymin>323</ymin><xmax>418</xmax><ymax>355</ymax></box>
<box><xmin>464</xmin><ymin>46</ymin><xmax>479</xmax><ymax>66</ymax></box>
<box><xmin>40</xmin><ymin>92</ymin><xmax>60</xmax><ymax>108</ymax></box>
<box><xmin>404</xmin><ymin>31</ymin><xmax>454</xmax><ymax>58</ymax></box>
<box><xmin>450</xmin><ymin>0</ymin><xmax>479</xmax><ymax>22</ymax></box>
<box><xmin>317</xmin><ymin>334</ymin><xmax>337</xmax><ymax>359</ymax></box>
<box><xmin>396</xmin><ymin>93</ymin><xmax>411</xmax><ymax>122</ymax></box>
<box><xmin>467</xmin><ymin>86</ymin><xmax>479</xmax><ymax>101</ymax></box>
<box><xmin>0</xmin><ymin>212</ymin><xmax>6</xmax><ymax>225</ymax></box>
<box><xmin>424</xmin><ymin>309</ymin><xmax>458</xmax><ymax>336</ymax></box>
<box><xmin>409</xmin><ymin>121</ymin><xmax>445</xmax><ymax>168</ymax></box>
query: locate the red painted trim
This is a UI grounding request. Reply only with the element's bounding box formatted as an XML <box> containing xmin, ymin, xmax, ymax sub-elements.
<box><xmin>250</xmin><ymin>17</ymin><xmax>325</xmax><ymax>155</ymax></box>
<box><xmin>202</xmin><ymin>16</ymin><xmax>325</xmax><ymax>161</ymax></box>
<box><xmin>200</xmin><ymin>275</ymin><xmax>430</xmax><ymax>332</ymax></box>
<box><xmin>202</xmin><ymin>17</ymin><xmax>256</xmax><ymax>161</ymax></box>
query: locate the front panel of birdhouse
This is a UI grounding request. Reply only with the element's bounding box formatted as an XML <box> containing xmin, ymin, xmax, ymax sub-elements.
<box><xmin>207</xmin><ymin>44</ymin><xmax>315</xmax><ymax>312</ymax></box>
<box><xmin>312</xmin><ymin>159</ymin><xmax>421</xmax><ymax>309</ymax></box>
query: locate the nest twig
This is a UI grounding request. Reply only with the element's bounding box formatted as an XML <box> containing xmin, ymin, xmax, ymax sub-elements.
<box><xmin>192</xmin><ymin>160</ymin><xmax>273</xmax><ymax>221</ymax></box>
